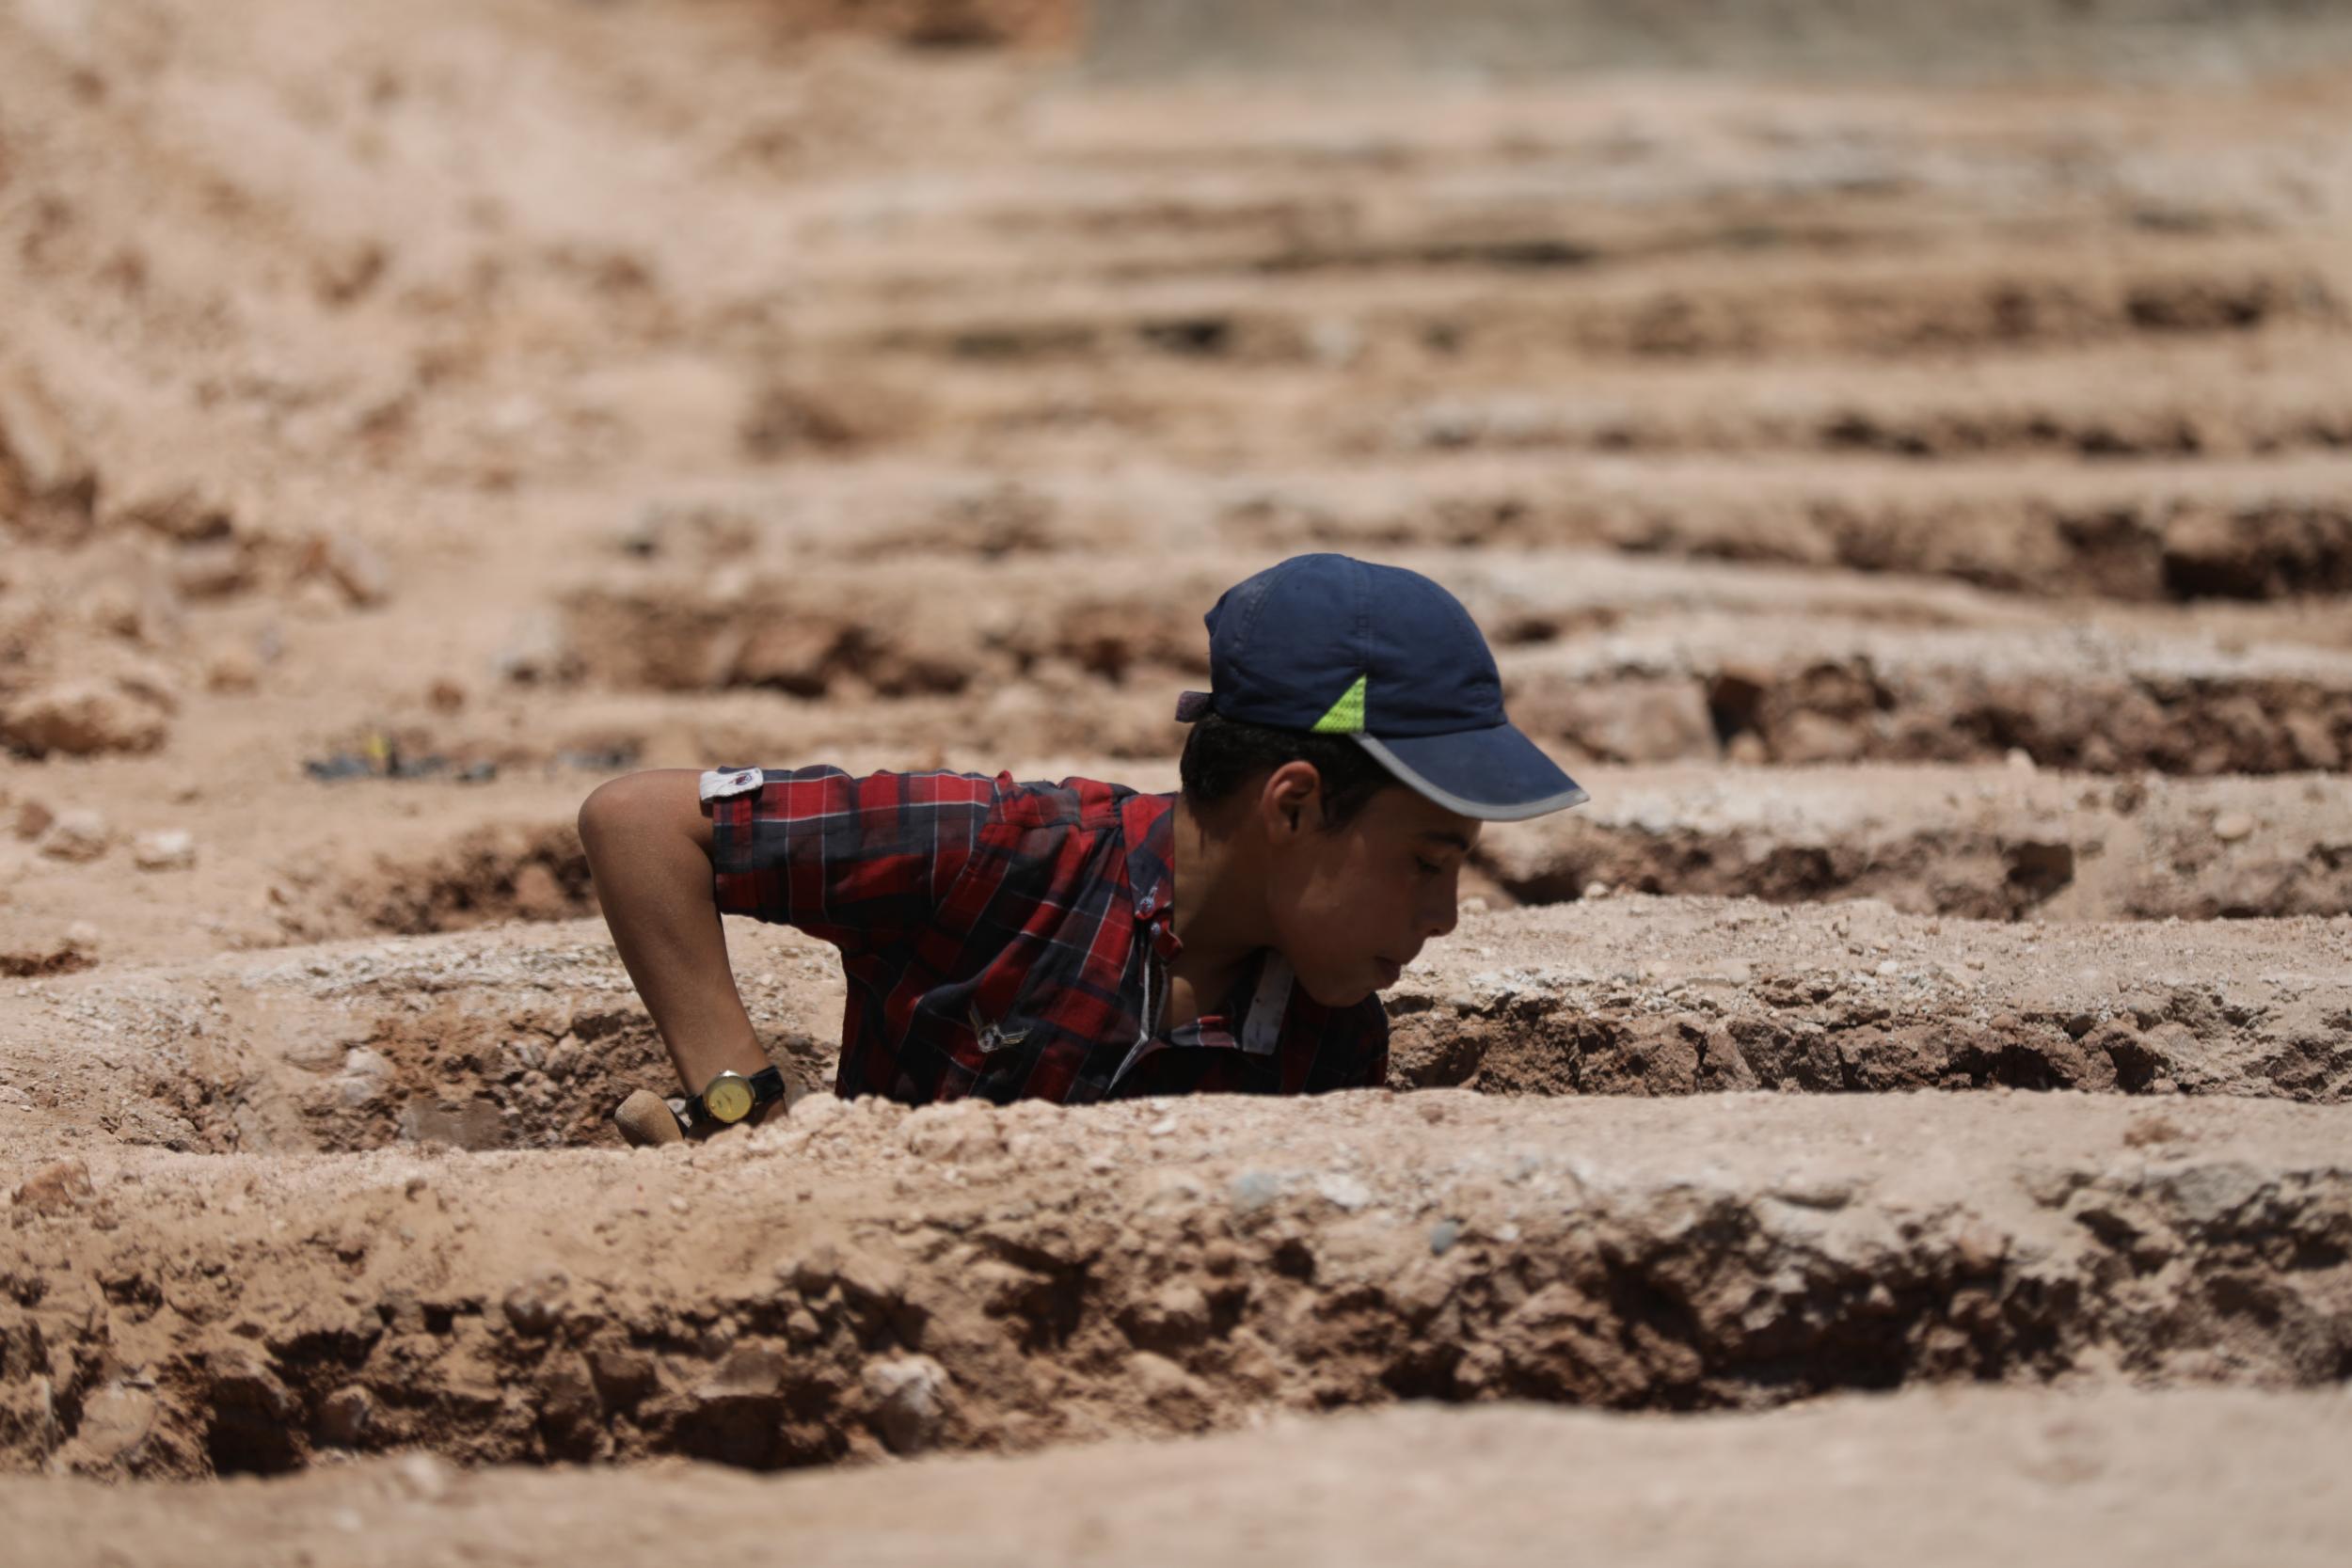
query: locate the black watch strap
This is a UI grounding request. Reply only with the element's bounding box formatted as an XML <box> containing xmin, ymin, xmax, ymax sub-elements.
<box><xmin>682</xmin><ymin>1065</ymin><xmax>788</xmax><ymax>1132</ymax></box>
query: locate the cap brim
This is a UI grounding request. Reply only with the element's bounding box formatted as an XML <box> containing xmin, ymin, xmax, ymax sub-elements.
<box><xmin>1353</xmin><ymin>725</ymin><xmax>1590</xmax><ymax>822</ymax></box>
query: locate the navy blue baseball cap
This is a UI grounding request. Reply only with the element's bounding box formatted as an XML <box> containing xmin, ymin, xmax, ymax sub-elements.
<box><xmin>1175</xmin><ymin>554</ymin><xmax>1589</xmax><ymax>822</ymax></box>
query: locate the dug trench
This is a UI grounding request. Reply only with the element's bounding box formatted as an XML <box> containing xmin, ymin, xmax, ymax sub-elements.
<box><xmin>1503</xmin><ymin>623</ymin><xmax>2352</xmax><ymax>776</ymax></box>
<box><xmin>0</xmin><ymin>921</ymin><xmax>841</xmax><ymax>1156</ymax></box>
<box><xmin>1475</xmin><ymin>766</ymin><xmax>2352</xmax><ymax>922</ymax></box>
<box><xmin>548</xmin><ymin>562</ymin><xmax>2352</xmax><ymax>776</ymax></box>
<box><xmin>305</xmin><ymin>821</ymin><xmax>602</xmax><ymax>942</ymax></box>
<box><xmin>1214</xmin><ymin>461</ymin><xmax>2352</xmax><ymax>605</ymax></box>
<box><xmin>847</xmin><ymin>245</ymin><xmax>2347</xmax><ymax>370</ymax></box>
<box><xmin>8</xmin><ymin>899</ymin><xmax>2350</xmax><ymax>1164</ymax></box>
<box><xmin>257</xmin><ymin>761</ymin><xmax>2352</xmax><ymax>952</ymax></box>
<box><xmin>4</xmin><ymin>906</ymin><xmax>2346</xmax><ymax>1480</ymax></box>
<box><xmin>5</xmin><ymin>1093</ymin><xmax>2349</xmax><ymax>1481</ymax></box>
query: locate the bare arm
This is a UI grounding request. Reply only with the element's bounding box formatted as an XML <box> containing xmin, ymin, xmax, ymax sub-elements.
<box><xmin>577</xmin><ymin>769</ymin><xmax>780</xmax><ymax>1115</ymax></box>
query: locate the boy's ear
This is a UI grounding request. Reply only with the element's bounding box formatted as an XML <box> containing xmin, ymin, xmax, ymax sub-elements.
<box><xmin>1260</xmin><ymin>761</ymin><xmax>1325</xmax><ymax>840</ymax></box>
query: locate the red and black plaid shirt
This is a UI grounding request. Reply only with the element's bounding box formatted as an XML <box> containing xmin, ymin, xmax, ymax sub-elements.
<box><xmin>699</xmin><ymin>766</ymin><xmax>1390</xmax><ymax>1105</ymax></box>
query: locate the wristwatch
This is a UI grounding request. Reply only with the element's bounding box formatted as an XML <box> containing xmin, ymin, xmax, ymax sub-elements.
<box><xmin>681</xmin><ymin>1065</ymin><xmax>788</xmax><ymax>1132</ymax></box>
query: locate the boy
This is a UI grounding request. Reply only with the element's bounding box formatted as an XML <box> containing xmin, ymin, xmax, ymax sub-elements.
<box><xmin>578</xmin><ymin>553</ymin><xmax>1588</xmax><ymax>1137</ymax></box>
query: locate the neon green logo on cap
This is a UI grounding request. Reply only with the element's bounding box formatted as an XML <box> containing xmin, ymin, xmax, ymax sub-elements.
<box><xmin>1311</xmin><ymin>673</ymin><xmax>1367</xmax><ymax>735</ymax></box>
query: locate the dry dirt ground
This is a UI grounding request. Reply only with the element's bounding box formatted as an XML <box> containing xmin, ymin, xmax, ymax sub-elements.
<box><xmin>4</xmin><ymin>0</ymin><xmax>2352</xmax><ymax>1560</ymax></box>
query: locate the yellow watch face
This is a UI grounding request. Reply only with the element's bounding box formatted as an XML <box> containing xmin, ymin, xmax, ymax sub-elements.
<box><xmin>703</xmin><ymin>1074</ymin><xmax>755</xmax><ymax>1124</ymax></box>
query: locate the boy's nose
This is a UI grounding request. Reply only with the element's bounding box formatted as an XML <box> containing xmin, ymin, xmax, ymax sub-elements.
<box><xmin>1422</xmin><ymin>895</ymin><xmax>1459</xmax><ymax>941</ymax></box>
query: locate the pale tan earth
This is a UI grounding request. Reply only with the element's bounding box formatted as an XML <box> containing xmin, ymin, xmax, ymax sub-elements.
<box><xmin>4</xmin><ymin>0</ymin><xmax>2352</xmax><ymax>1560</ymax></box>
<box><xmin>5</xmin><ymin>1389</ymin><xmax>2349</xmax><ymax>1568</ymax></box>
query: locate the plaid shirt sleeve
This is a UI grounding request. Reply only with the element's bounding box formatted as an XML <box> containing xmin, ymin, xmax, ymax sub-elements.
<box><xmin>698</xmin><ymin>766</ymin><xmax>1004</xmax><ymax>957</ymax></box>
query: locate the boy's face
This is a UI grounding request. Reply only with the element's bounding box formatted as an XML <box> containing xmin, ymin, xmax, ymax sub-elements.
<box><xmin>1260</xmin><ymin>766</ymin><xmax>1482</xmax><ymax>1007</ymax></box>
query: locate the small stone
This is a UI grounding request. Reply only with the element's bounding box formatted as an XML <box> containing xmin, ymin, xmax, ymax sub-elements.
<box><xmin>108</xmin><ymin>477</ymin><xmax>232</xmax><ymax>543</ymax></box>
<box><xmin>0</xmin><ymin>371</ymin><xmax>94</xmax><ymax>499</ymax></box>
<box><xmin>835</xmin><ymin>1246</ymin><xmax>910</xmax><ymax>1309</ymax></box>
<box><xmin>335</xmin><ymin>1047</ymin><xmax>393</xmax><ymax>1108</ymax></box>
<box><xmin>131</xmin><ymin>830</ymin><xmax>197</xmax><ymax>872</ymax></box>
<box><xmin>862</xmin><ymin>1354</ymin><xmax>949</xmax><ymax>1454</ymax></box>
<box><xmin>1774</xmin><ymin>711</ymin><xmax>1864</xmax><ymax>765</ymax></box>
<box><xmin>502</xmin><ymin>1272</ymin><xmax>568</xmax><ymax>1336</ymax></box>
<box><xmin>12</xmin><ymin>1157</ymin><xmax>95</xmax><ymax>1213</ymax></box>
<box><xmin>389</xmin><ymin>1451</ymin><xmax>450</xmax><ymax>1503</ymax></box>
<box><xmin>1147</xmin><ymin>1116</ymin><xmax>1177</xmax><ymax>1137</ymax></box>
<box><xmin>1952</xmin><ymin>1222</ymin><xmax>2008</xmax><ymax>1275</ymax></box>
<box><xmin>587</xmin><ymin>1345</ymin><xmax>657</xmax><ymax>1405</ymax></box>
<box><xmin>11</xmin><ymin>800</ymin><xmax>54</xmax><ymax>841</ymax></box>
<box><xmin>0</xmin><ymin>680</ymin><xmax>169</xmax><ymax>757</ymax></box>
<box><xmin>536</xmin><ymin>1354</ymin><xmax>601</xmax><ymax>1433</ymax></box>
<box><xmin>1314</xmin><ymin>1172</ymin><xmax>1372</xmax><ymax>1211</ymax></box>
<box><xmin>2212</xmin><ymin>812</ymin><xmax>2255</xmax><ymax>844</ymax></box>
<box><xmin>38</xmin><ymin>809</ymin><xmax>112</xmax><ymax>863</ymax></box>
<box><xmin>1127</xmin><ymin>1282</ymin><xmax>1211</xmax><ymax>1347</ymax></box>
<box><xmin>1229</xmin><ymin>1172</ymin><xmax>1283</xmax><ymax>1213</ymax></box>
<box><xmin>697</xmin><ymin>1343</ymin><xmax>785</xmax><ymax>1401</ymax></box>
<box><xmin>67</xmin><ymin>1382</ymin><xmax>158</xmax><ymax>1466</ymax></box>
<box><xmin>1581</xmin><ymin>880</ymin><xmax>1613</xmax><ymax>900</ymax></box>
<box><xmin>1770</xmin><ymin>1175</ymin><xmax>1855</xmax><ymax>1211</ymax></box>
<box><xmin>2281</xmin><ymin>711</ymin><xmax>2342</xmax><ymax>770</ymax></box>
<box><xmin>790</xmin><ymin>1242</ymin><xmax>844</xmax><ymax>1295</ymax></box>
<box><xmin>293</xmin><ymin>578</ymin><xmax>345</xmax><ymax>618</ymax></box>
<box><xmin>169</xmin><ymin>540</ymin><xmax>253</xmax><ymax>600</ymax></box>
<box><xmin>426</xmin><ymin>678</ymin><xmax>468</xmax><ymax>714</ymax></box>
<box><xmin>310</xmin><ymin>532</ymin><xmax>391</xmax><ymax>608</ymax></box>
<box><xmin>1428</xmin><ymin>1218</ymin><xmax>1464</xmax><ymax>1256</ymax></box>
<box><xmin>206</xmin><ymin>645</ymin><xmax>262</xmax><ymax>694</ymax></box>
<box><xmin>206</xmin><ymin>1343</ymin><xmax>294</xmax><ymax>1420</ymax></box>
<box><xmin>2165</xmin><ymin>1161</ymin><xmax>2268</xmax><ymax>1227</ymax></box>
<box><xmin>317</xmin><ymin>1386</ymin><xmax>374</xmax><ymax>1447</ymax></box>
<box><xmin>2005</xmin><ymin>748</ymin><xmax>2037</xmax><ymax>772</ymax></box>
<box><xmin>63</xmin><ymin>921</ymin><xmax>102</xmax><ymax>952</ymax></box>
<box><xmin>494</xmin><ymin>610</ymin><xmax>573</xmax><ymax>685</ymax></box>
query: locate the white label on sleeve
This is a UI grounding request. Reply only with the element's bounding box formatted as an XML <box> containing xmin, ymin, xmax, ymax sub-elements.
<box><xmin>698</xmin><ymin>767</ymin><xmax>764</xmax><ymax>802</ymax></box>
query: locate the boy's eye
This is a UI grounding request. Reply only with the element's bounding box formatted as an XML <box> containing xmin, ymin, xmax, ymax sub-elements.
<box><xmin>1414</xmin><ymin>857</ymin><xmax>1441</xmax><ymax>876</ymax></box>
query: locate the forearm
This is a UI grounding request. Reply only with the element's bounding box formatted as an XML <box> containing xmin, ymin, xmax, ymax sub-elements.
<box><xmin>578</xmin><ymin>770</ymin><xmax>771</xmax><ymax>1095</ymax></box>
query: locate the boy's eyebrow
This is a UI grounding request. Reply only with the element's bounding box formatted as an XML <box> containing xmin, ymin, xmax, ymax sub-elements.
<box><xmin>1418</xmin><ymin>830</ymin><xmax>1474</xmax><ymax>853</ymax></box>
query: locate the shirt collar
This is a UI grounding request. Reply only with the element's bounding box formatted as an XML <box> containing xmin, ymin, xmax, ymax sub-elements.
<box><xmin>1117</xmin><ymin>788</ymin><xmax>1295</xmax><ymax>1046</ymax></box>
<box><xmin>1120</xmin><ymin>789</ymin><xmax>1178</xmax><ymax>924</ymax></box>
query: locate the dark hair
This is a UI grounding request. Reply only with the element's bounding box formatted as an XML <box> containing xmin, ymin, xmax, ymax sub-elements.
<box><xmin>1178</xmin><ymin>710</ymin><xmax>1397</xmax><ymax>830</ymax></box>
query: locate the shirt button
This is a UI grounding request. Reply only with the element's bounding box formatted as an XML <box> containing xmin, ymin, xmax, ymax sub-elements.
<box><xmin>1138</xmin><ymin>894</ymin><xmax>1155</xmax><ymax>915</ymax></box>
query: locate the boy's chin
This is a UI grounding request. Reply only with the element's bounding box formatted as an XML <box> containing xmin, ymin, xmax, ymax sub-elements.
<box><xmin>1291</xmin><ymin>965</ymin><xmax>1381</xmax><ymax>1009</ymax></box>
